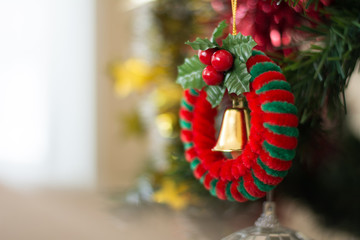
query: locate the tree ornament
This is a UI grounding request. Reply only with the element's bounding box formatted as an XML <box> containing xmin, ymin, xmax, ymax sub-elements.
<box><xmin>212</xmin><ymin>96</ymin><xmax>250</xmax><ymax>153</ymax></box>
<box><xmin>177</xmin><ymin>1</ymin><xmax>310</xmax><ymax>237</ymax></box>
<box><xmin>179</xmin><ymin>20</ymin><xmax>256</xmax><ymax>108</ymax></box>
<box><xmin>211</xmin><ymin>50</ymin><xmax>234</xmax><ymax>71</ymax></box>
<box><xmin>198</xmin><ymin>48</ymin><xmax>217</xmax><ymax>65</ymax></box>
<box><xmin>178</xmin><ymin>15</ymin><xmax>299</xmax><ymax>202</ymax></box>
<box><xmin>202</xmin><ymin>65</ymin><xmax>224</xmax><ymax>85</ymax></box>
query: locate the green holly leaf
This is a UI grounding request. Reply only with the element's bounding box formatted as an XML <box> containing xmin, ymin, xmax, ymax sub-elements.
<box><xmin>185</xmin><ymin>38</ymin><xmax>219</xmax><ymax>50</ymax></box>
<box><xmin>222</xmin><ymin>33</ymin><xmax>257</xmax><ymax>62</ymax></box>
<box><xmin>210</xmin><ymin>20</ymin><xmax>228</xmax><ymax>43</ymax></box>
<box><xmin>177</xmin><ymin>55</ymin><xmax>206</xmax><ymax>89</ymax></box>
<box><xmin>224</xmin><ymin>58</ymin><xmax>251</xmax><ymax>95</ymax></box>
<box><xmin>205</xmin><ymin>85</ymin><xmax>226</xmax><ymax>108</ymax></box>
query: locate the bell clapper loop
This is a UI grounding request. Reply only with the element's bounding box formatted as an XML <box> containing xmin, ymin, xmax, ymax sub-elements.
<box><xmin>231</xmin><ymin>95</ymin><xmax>245</xmax><ymax>109</ymax></box>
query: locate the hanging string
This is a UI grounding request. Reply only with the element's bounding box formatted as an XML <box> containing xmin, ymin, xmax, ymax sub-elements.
<box><xmin>231</xmin><ymin>0</ymin><xmax>237</xmax><ymax>35</ymax></box>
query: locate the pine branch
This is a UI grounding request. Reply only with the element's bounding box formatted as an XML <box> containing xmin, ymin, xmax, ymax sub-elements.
<box><xmin>281</xmin><ymin>6</ymin><xmax>360</xmax><ymax>125</ymax></box>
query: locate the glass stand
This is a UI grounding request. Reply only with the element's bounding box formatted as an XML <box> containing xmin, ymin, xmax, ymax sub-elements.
<box><xmin>221</xmin><ymin>191</ymin><xmax>311</xmax><ymax>240</ymax></box>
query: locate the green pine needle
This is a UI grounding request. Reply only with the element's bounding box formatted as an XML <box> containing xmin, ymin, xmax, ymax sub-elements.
<box><xmin>281</xmin><ymin>5</ymin><xmax>360</xmax><ymax>125</ymax></box>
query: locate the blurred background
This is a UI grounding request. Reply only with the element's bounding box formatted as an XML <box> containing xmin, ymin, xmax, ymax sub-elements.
<box><xmin>0</xmin><ymin>0</ymin><xmax>360</xmax><ymax>239</ymax></box>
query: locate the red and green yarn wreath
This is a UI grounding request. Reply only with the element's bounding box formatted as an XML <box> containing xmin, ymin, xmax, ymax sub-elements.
<box><xmin>179</xmin><ymin>50</ymin><xmax>299</xmax><ymax>202</ymax></box>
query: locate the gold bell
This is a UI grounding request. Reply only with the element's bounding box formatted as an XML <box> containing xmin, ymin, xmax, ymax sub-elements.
<box><xmin>212</xmin><ymin>96</ymin><xmax>250</xmax><ymax>154</ymax></box>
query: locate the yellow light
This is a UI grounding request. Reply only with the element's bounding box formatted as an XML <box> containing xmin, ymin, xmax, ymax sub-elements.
<box><xmin>153</xmin><ymin>179</ymin><xmax>189</xmax><ymax>210</ymax></box>
<box><xmin>156</xmin><ymin>113</ymin><xmax>176</xmax><ymax>138</ymax></box>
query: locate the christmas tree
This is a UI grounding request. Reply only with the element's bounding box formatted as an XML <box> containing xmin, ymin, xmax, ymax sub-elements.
<box><xmin>112</xmin><ymin>0</ymin><xmax>360</xmax><ymax>237</ymax></box>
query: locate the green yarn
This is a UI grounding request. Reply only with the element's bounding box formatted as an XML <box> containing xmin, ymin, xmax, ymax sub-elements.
<box><xmin>252</xmin><ymin>50</ymin><xmax>266</xmax><ymax>56</ymax></box>
<box><xmin>190</xmin><ymin>158</ymin><xmax>200</xmax><ymax>170</ymax></box>
<box><xmin>199</xmin><ymin>173</ymin><xmax>207</xmax><ymax>184</ymax></box>
<box><xmin>250</xmin><ymin>62</ymin><xmax>282</xmax><ymax>81</ymax></box>
<box><xmin>237</xmin><ymin>178</ymin><xmax>259</xmax><ymax>201</ymax></box>
<box><xmin>180</xmin><ymin>119</ymin><xmax>192</xmax><ymax>130</ymax></box>
<box><xmin>184</xmin><ymin>142</ymin><xmax>194</xmax><ymax>150</ymax></box>
<box><xmin>263</xmin><ymin>140</ymin><xmax>296</xmax><ymax>161</ymax></box>
<box><xmin>251</xmin><ymin>171</ymin><xmax>277</xmax><ymax>192</ymax></box>
<box><xmin>263</xmin><ymin>123</ymin><xmax>299</xmax><ymax>137</ymax></box>
<box><xmin>261</xmin><ymin>101</ymin><xmax>297</xmax><ymax>115</ymax></box>
<box><xmin>210</xmin><ymin>179</ymin><xmax>218</xmax><ymax>197</ymax></box>
<box><xmin>225</xmin><ymin>183</ymin><xmax>235</xmax><ymax>201</ymax></box>
<box><xmin>256</xmin><ymin>80</ymin><xmax>291</xmax><ymax>94</ymax></box>
<box><xmin>189</xmin><ymin>88</ymin><xmax>199</xmax><ymax>96</ymax></box>
<box><xmin>257</xmin><ymin>158</ymin><xmax>288</xmax><ymax>177</ymax></box>
<box><xmin>181</xmin><ymin>99</ymin><xmax>193</xmax><ymax>111</ymax></box>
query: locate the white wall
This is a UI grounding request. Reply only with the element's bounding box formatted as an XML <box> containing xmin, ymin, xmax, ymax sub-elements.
<box><xmin>0</xmin><ymin>0</ymin><xmax>96</xmax><ymax>188</ymax></box>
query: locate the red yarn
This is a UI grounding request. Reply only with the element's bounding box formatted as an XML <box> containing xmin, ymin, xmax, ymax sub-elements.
<box><xmin>204</xmin><ymin>174</ymin><xmax>213</xmax><ymax>190</ymax></box>
<box><xmin>237</xmin><ymin>147</ymin><xmax>257</xmax><ymax>169</ymax></box>
<box><xmin>252</xmin><ymin>71</ymin><xmax>286</xmax><ymax>91</ymax></box>
<box><xmin>221</xmin><ymin>160</ymin><xmax>235</xmax><ymax>181</ymax></box>
<box><xmin>215</xmin><ymin>180</ymin><xmax>227</xmax><ymax>200</ymax></box>
<box><xmin>193</xmin><ymin>115</ymin><xmax>217</xmax><ymax>139</ymax></box>
<box><xmin>265</xmin><ymin>130</ymin><xmax>297</xmax><ymax>149</ymax></box>
<box><xmin>180</xmin><ymin>130</ymin><xmax>193</xmax><ymax>142</ymax></box>
<box><xmin>194</xmin><ymin>135</ymin><xmax>217</xmax><ymax>149</ymax></box>
<box><xmin>194</xmin><ymin>164</ymin><xmax>207</xmax><ymax>179</ymax></box>
<box><xmin>184</xmin><ymin>90</ymin><xmax>198</xmax><ymax>105</ymax></box>
<box><xmin>209</xmin><ymin>161</ymin><xmax>225</xmax><ymax>178</ymax></box>
<box><xmin>252</xmin><ymin>163</ymin><xmax>283</xmax><ymax>185</ymax></box>
<box><xmin>198</xmin><ymin>151</ymin><xmax>222</xmax><ymax>167</ymax></box>
<box><xmin>232</xmin><ymin>162</ymin><xmax>247</xmax><ymax>179</ymax></box>
<box><xmin>185</xmin><ymin>148</ymin><xmax>197</xmax><ymax>162</ymax></box>
<box><xmin>246</xmin><ymin>55</ymin><xmax>273</xmax><ymax>71</ymax></box>
<box><xmin>259</xmin><ymin>148</ymin><xmax>292</xmax><ymax>171</ymax></box>
<box><xmin>259</xmin><ymin>90</ymin><xmax>295</xmax><ymax>104</ymax></box>
<box><xmin>230</xmin><ymin>182</ymin><xmax>247</xmax><ymax>202</ymax></box>
<box><xmin>263</xmin><ymin>113</ymin><xmax>298</xmax><ymax>127</ymax></box>
<box><xmin>243</xmin><ymin>173</ymin><xmax>266</xmax><ymax>197</ymax></box>
<box><xmin>179</xmin><ymin>108</ymin><xmax>193</xmax><ymax>122</ymax></box>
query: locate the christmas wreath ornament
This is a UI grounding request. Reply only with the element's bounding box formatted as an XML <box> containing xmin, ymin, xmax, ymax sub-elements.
<box><xmin>177</xmin><ymin>2</ymin><xmax>298</xmax><ymax>202</ymax></box>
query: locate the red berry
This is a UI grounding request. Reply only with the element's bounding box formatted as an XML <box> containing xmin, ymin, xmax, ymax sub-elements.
<box><xmin>198</xmin><ymin>48</ymin><xmax>216</xmax><ymax>65</ymax></box>
<box><xmin>211</xmin><ymin>50</ymin><xmax>233</xmax><ymax>71</ymax></box>
<box><xmin>202</xmin><ymin>65</ymin><xmax>224</xmax><ymax>85</ymax></box>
